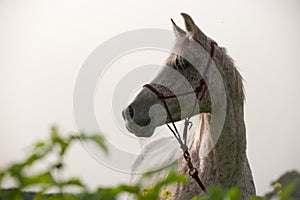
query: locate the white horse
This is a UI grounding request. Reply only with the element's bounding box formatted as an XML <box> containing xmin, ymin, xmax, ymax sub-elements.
<box><xmin>123</xmin><ymin>13</ymin><xmax>255</xmax><ymax>199</ymax></box>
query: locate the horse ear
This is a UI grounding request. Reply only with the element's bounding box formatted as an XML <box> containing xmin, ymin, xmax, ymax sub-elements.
<box><xmin>181</xmin><ymin>13</ymin><xmax>206</xmax><ymax>43</ymax></box>
<box><xmin>171</xmin><ymin>18</ymin><xmax>185</xmax><ymax>38</ymax></box>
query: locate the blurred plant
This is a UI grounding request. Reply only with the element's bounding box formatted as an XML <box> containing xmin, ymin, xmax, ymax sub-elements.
<box><xmin>190</xmin><ymin>183</ymin><xmax>297</xmax><ymax>200</ymax></box>
<box><xmin>191</xmin><ymin>186</ymin><xmax>241</xmax><ymax>200</ymax></box>
<box><xmin>264</xmin><ymin>170</ymin><xmax>300</xmax><ymax>200</ymax></box>
<box><xmin>0</xmin><ymin>126</ymin><xmax>297</xmax><ymax>200</ymax></box>
<box><xmin>0</xmin><ymin>126</ymin><xmax>186</xmax><ymax>200</ymax></box>
<box><xmin>0</xmin><ymin>126</ymin><xmax>108</xmax><ymax>199</ymax></box>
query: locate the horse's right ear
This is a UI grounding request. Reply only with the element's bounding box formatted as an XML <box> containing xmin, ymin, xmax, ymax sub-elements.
<box><xmin>181</xmin><ymin>13</ymin><xmax>206</xmax><ymax>44</ymax></box>
<box><xmin>171</xmin><ymin>18</ymin><xmax>185</xmax><ymax>38</ymax></box>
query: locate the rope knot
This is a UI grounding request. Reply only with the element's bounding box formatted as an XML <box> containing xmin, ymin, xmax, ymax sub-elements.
<box><xmin>184</xmin><ymin>120</ymin><xmax>193</xmax><ymax>130</ymax></box>
<box><xmin>189</xmin><ymin>168</ymin><xmax>198</xmax><ymax>178</ymax></box>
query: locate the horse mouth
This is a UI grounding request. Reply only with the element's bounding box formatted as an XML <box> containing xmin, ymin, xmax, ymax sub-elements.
<box><xmin>124</xmin><ymin>120</ymin><xmax>155</xmax><ymax>138</ymax></box>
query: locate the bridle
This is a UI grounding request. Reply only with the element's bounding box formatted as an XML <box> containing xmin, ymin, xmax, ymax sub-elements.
<box><xmin>143</xmin><ymin>41</ymin><xmax>217</xmax><ymax>192</ymax></box>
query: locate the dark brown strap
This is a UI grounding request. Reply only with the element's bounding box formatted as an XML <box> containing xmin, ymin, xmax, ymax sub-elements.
<box><xmin>184</xmin><ymin>151</ymin><xmax>206</xmax><ymax>192</ymax></box>
<box><xmin>190</xmin><ymin>169</ymin><xmax>207</xmax><ymax>192</ymax></box>
<box><xmin>144</xmin><ymin>83</ymin><xmax>185</xmax><ymax>149</ymax></box>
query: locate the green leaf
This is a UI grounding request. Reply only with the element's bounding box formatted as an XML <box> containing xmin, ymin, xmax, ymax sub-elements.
<box><xmin>97</xmin><ymin>184</ymin><xmax>139</xmax><ymax>196</ymax></box>
<box><xmin>22</xmin><ymin>172</ymin><xmax>53</xmax><ymax>186</ymax></box>
<box><xmin>117</xmin><ymin>185</ymin><xmax>140</xmax><ymax>194</ymax></box>
<box><xmin>8</xmin><ymin>163</ymin><xmax>25</xmax><ymax>177</ymax></box>
<box><xmin>279</xmin><ymin>182</ymin><xmax>297</xmax><ymax>199</ymax></box>
<box><xmin>24</xmin><ymin>153</ymin><xmax>42</xmax><ymax>166</ymax></box>
<box><xmin>60</xmin><ymin>178</ymin><xmax>85</xmax><ymax>188</ymax></box>
<box><xmin>100</xmin><ymin>184</ymin><xmax>138</xmax><ymax>199</ymax></box>
<box><xmin>202</xmin><ymin>186</ymin><xmax>225</xmax><ymax>200</ymax></box>
<box><xmin>94</xmin><ymin>187</ymin><xmax>119</xmax><ymax>200</ymax></box>
<box><xmin>35</xmin><ymin>141</ymin><xmax>45</xmax><ymax>148</ymax></box>
<box><xmin>90</xmin><ymin>135</ymin><xmax>108</xmax><ymax>154</ymax></box>
<box><xmin>76</xmin><ymin>133</ymin><xmax>108</xmax><ymax>154</ymax></box>
<box><xmin>155</xmin><ymin>171</ymin><xmax>188</xmax><ymax>187</ymax></box>
<box><xmin>58</xmin><ymin>139</ymin><xmax>68</xmax><ymax>156</ymax></box>
<box><xmin>249</xmin><ymin>196</ymin><xmax>266</xmax><ymax>200</ymax></box>
<box><xmin>51</xmin><ymin>126</ymin><xmax>59</xmax><ymax>142</ymax></box>
<box><xmin>136</xmin><ymin>170</ymin><xmax>187</xmax><ymax>200</ymax></box>
<box><xmin>225</xmin><ymin>187</ymin><xmax>241</xmax><ymax>200</ymax></box>
<box><xmin>0</xmin><ymin>189</ymin><xmax>22</xmax><ymax>200</ymax></box>
<box><xmin>0</xmin><ymin>172</ymin><xmax>4</xmax><ymax>184</ymax></box>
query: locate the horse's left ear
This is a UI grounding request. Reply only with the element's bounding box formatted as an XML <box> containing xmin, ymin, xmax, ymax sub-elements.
<box><xmin>181</xmin><ymin>13</ymin><xmax>206</xmax><ymax>43</ymax></box>
<box><xmin>171</xmin><ymin>18</ymin><xmax>186</xmax><ymax>38</ymax></box>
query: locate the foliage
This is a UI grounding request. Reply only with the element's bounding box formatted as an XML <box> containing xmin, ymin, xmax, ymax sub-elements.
<box><xmin>0</xmin><ymin>126</ymin><xmax>186</xmax><ymax>200</ymax></box>
<box><xmin>190</xmin><ymin>183</ymin><xmax>298</xmax><ymax>200</ymax></box>
<box><xmin>264</xmin><ymin>171</ymin><xmax>300</xmax><ymax>200</ymax></box>
<box><xmin>0</xmin><ymin>126</ymin><xmax>297</xmax><ymax>200</ymax></box>
<box><xmin>0</xmin><ymin>126</ymin><xmax>107</xmax><ymax>199</ymax></box>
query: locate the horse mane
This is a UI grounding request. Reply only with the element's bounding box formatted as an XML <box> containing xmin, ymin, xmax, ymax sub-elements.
<box><xmin>218</xmin><ymin>46</ymin><xmax>245</xmax><ymax>103</ymax></box>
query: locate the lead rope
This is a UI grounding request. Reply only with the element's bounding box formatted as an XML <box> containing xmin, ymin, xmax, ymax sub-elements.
<box><xmin>182</xmin><ymin>41</ymin><xmax>217</xmax><ymax>192</ymax></box>
<box><xmin>143</xmin><ymin>41</ymin><xmax>217</xmax><ymax>193</ymax></box>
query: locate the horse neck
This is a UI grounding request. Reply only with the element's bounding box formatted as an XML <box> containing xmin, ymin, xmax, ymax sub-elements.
<box><xmin>198</xmin><ymin>91</ymin><xmax>247</xmax><ymax>188</ymax></box>
<box><xmin>190</xmin><ymin>44</ymin><xmax>246</xmax><ymax>185</ymax></box>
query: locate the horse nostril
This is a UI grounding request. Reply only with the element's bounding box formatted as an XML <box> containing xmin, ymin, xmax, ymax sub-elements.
<box><xmin>128</xmin><ymin>105</ymin><xmax>134</xmax><ymax>118</ymax></box>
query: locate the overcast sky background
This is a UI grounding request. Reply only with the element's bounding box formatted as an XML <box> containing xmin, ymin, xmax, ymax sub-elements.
<box><xmin>1</xmin><ymin>0</ymin><xmax>300</xmax><ymax>196</ymax></box>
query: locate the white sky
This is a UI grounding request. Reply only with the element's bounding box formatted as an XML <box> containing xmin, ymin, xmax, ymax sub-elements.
<box><xmin>1</xmin><ymin>0</ymin><xmax>300</xmax><ymax>196</ymax></box>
